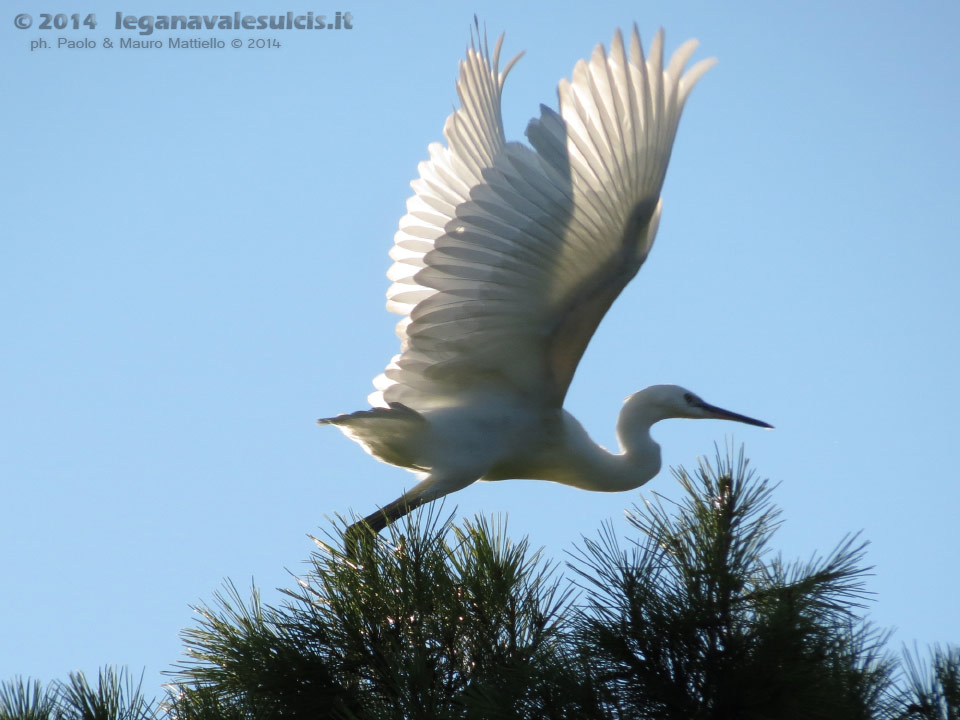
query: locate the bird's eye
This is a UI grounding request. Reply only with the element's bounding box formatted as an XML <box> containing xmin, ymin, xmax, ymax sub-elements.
<box><xmin>683</xmin><ymin>392</ymin><xmax>700</xmax><ymax>405</ymax></box>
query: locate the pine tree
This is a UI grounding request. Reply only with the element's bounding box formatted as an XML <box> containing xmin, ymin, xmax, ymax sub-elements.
<box><xmin>171</xmin><ymin>510</ymin><xmax>587</xmax><ymax>719</ymax></box>
<box><xmin>0</xmin><ymin>668</ymin><xmax>154</xmax><ymax>720</ymax></box>
<box><xmin>4</xmin><ymin>448</ymin><xmax>958</xmax><ymax>719</ymax></box>
<box><xmin>568</xmin><ymin>446</ymin><xmax>899</xmax><ymax>719</ymax></box>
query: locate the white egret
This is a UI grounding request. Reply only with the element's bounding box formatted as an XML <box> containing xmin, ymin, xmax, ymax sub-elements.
<box><xmin>319</xmin><ymin>24</ymin><xmax>771</xmax><ymax>535</ymax></box>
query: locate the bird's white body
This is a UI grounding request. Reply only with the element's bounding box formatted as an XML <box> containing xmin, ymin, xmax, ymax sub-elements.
<box><xmin>319</xmin><ymin>24</ymin><xmax>770</xmax><ymax>533</ymax></box>
<box><xmin>330</xmin><ymin>392</ymin><xmax>662</xmax><ymax>518</ymax></box>
<box><xmin>380</xmin><ymin>400</ymin><xmax>659</xmax><ymax>490</ymax></box>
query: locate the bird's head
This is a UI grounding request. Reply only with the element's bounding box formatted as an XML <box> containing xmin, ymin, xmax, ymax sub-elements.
<box><xmin>624</xmin><ymin>384</ymin><xmax>773</xmax><ymax>428</ymax></box>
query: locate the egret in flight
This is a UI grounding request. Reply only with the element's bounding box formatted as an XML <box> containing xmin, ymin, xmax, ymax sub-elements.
<box><xmin>320</xmin><ymin>25</ymin><xmax>771</xmax><ymax>535</ymax></box>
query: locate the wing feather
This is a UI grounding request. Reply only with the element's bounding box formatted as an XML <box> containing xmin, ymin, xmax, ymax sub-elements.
<box><xmin>370</xmin><ymin>26</ymin><xmax>714</xmax><ymax>410</ymax></box>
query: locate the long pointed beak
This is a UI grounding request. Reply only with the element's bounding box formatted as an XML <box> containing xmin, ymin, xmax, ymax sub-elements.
<box><xmin>698</xmin><ymin>401</ymin><xmax>773</xmax><ymax>429</ymax></box>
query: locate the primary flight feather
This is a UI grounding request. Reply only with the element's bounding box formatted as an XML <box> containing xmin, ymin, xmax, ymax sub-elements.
<box><xmin>319</xmin><ymin>24</ymin><xmax>770</xmax><ymax>535</ymax></box>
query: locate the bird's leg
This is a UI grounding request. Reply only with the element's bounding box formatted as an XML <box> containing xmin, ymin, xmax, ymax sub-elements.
<box><xmin>344</xmin><ymin>476</ymin><xmax>439</xmax><ymax>554</ymax></box>
<box><xmin>351</xmin><ymin>491</ymin><xmax>429</xmax><ymax>535</ymax></box>
<box><xmin>344</xmin><ymin>472</ymin><xmax>476</xmax><ymax>553</ymax></box>
<box><xmin>344</xmin><ymin>483</ymin><xmax>432</xmax><ymax>557</ymax></box>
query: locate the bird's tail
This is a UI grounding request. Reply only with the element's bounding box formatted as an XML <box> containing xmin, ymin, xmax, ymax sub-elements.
<box><xmin>318</xmin><ymin>402</ymin><xmax>428</xmax><ymax>470</ymax></box>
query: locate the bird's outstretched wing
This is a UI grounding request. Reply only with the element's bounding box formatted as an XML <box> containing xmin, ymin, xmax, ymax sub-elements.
<box><xmin>370</xmin><ymin>26</ymin><xmax>714</xmax><ymax>411</ymax></box>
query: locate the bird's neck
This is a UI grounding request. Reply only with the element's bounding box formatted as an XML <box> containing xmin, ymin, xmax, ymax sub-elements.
<box><xmin>541</xmin><ymin>410</ymin><xmax>660</xmax><ymax>492</ymax></box>
<box><xmin>564</xmin><ymin>415</ymin><xmax>662</xmax><ymax>492</ymax></box>
<box><xmin>556</xmin><ymin>435</ymin><xmax>659</xmax><ymax>493</ymax></box>
<box><xmin>604</xmin><ymin>400</ymin><xmax>665</xmax><ymax>490</ymax></box>
<box><xmin>615</xmin><ymin>420</ymin><xmax>662</xmax><ymax>489</ymax></box>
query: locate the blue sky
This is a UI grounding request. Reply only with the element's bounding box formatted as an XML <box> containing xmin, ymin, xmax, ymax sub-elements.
<box><xmin>2</xmin><ymin>0</ymin><xmax>957</xmax><ymax>697</ymax></box>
